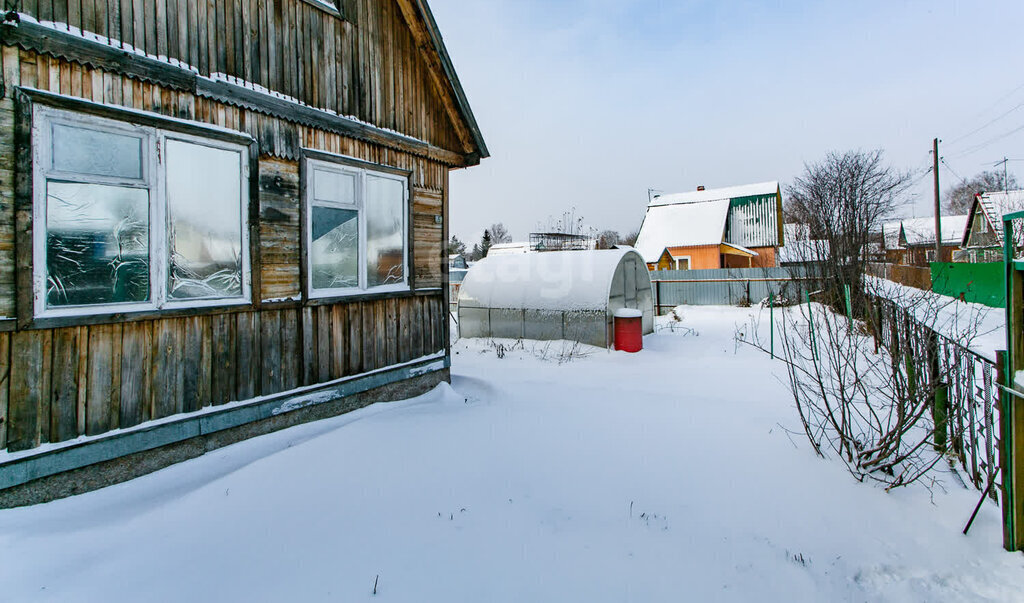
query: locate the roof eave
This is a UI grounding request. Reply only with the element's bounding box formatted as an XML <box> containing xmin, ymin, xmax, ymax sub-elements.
<box><xmin>416</xmin><ymin>0</ymin><xmax>490</xmax><ymax>160</ymax></box>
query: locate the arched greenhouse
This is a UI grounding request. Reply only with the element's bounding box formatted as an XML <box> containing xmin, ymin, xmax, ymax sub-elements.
<box><xmin>457</xmin><ymin>248</ymin><xmax>654</xmax><ymax>347</ymax></box>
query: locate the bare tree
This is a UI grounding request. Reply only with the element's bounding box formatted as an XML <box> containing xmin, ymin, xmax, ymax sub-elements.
<box><xmin>786</xmin><ymin>149</ymin><xmax>912</xmax><ymax>314</ymax></box>
<box><xmin>595</xmin><ymin>230</ymin><xmax>620</xmax><ymax>249</ymax></box>
<box><xmin>488</xmin><ymin>222</ymin><xmax>512</xmax><ymax>245</ymax></box>
<box><xmin>944</xmin><ymin>170</ymin><xmax>1019</xmax><ymax>214</ymax></box>
<box><xmin>621</xmin><ymin>228</ymin><xmax>640</xmax><ymax>247</ymax></box>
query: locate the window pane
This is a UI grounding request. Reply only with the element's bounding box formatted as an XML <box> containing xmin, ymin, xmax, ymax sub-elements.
<box><xmin>165</xmin><ymin>140</ymin><xmax>244</xmax><ymax>300</ymax></box>
<box><xmin>46</xmin><ymin>181</ymin><xmax>149</xmax><ymax>307</ymax></box>
<box><xmin>51</xmin><ymin>123</ymin><xmax>143</xmax><ymax>179</ymax></box>
<box><xmin>314</xmin><ymin>168</ymin><xmax>356</xmax><ymax>205</ymax></box>
<box><xmin>311</xmin><ymin>206</ymin><xmax>359</xmax><ymax>289</ymax></box>
<box><xmin>365</xmin><ymin>175</ymin><xmax>405</xmax><ymax>287</ymax></box>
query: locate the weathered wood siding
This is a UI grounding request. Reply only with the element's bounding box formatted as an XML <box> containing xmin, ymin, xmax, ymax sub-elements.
<box><xmin>0</xmin><ymin>25</ymin><xmax>453</xmax><ymax>452</ymax></box>
<box><xmin>10</xmin><ymin>0</ymin><xmax>473</xmax><ymax>154</ymax></box>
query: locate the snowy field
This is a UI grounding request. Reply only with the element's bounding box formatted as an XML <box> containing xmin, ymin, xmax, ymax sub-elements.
<box><xmin>2</xmin><ymin>306</ymin><xmax>1024</xmax><ymax>601</ymax></box>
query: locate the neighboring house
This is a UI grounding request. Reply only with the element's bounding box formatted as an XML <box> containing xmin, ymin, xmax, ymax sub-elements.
<box><xmin>898</xmin><ymin>216</ymin><xmax>969</xmax><ymax>266</ymax></box>
<box><xmin>958</xmin><ymin>190</ymin><xmax>1024</xmax><ymax>263</ymax></box>
<box><xmin>634</xmin><ymin>182</ymin><xmax>784</xmax><ymax>270</ymax></box>
<box><xmin>882</xmin><ymin>221</ymin><xmax>905</xmax><ymax>264</ymax></box>
<box><xmin>0</xmin><ymin>0</ymin><xmax>488</xmax><ymax>502</ymax></box>
<box><xmin>449</xmin><ymin>254</ymin><xmax>468</xmax><ymax>269</ymax></box>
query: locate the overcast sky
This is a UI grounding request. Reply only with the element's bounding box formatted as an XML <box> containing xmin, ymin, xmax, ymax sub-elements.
<box><xmin>430</xmin><ymin>0</ymin><xmax>1024</xmax><ymax>244</ymax></box>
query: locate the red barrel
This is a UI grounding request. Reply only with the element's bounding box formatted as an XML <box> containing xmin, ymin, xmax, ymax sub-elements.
<box><xmin>613</xmin><ymin>308</ymin><xmax>643</xmax><ymax>352</ymax></box>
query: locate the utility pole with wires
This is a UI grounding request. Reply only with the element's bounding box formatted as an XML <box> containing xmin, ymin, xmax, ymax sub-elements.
<box><xmin>995</xmin><ymin>157</ymin><xmax>1010</xmax><ymax>192</ymax></box>
<box><xmin>933</xmin><ymin>138</ymin><xmax>942</xmax><ymax>263</ymax></box>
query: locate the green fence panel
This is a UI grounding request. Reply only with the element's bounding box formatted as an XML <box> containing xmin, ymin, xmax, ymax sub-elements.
<box><xmin>930</xmin><ymin>262</ymin><xmax>1005</xmax><ymax>308</ymax></box>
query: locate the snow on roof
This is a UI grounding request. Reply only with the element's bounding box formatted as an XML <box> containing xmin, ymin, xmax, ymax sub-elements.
<box><xmin>648</xmin><ymin>181</ymin><xmax>779</xmax><ymax>207</ymax></box>
<box><xmin>778</xmin><ymin>239</ymin><xmax>830</xmax><ymax>263</ymax></box>
<box><xmin>882</xmin><ymin>221</ymin><xmax>903</xmax><ymax>250</ymax></box>
<box><xmin>977</xmin><ymin>189</ymin><xmax>1024</xmax><ymax>245</ymax></box>
<box><xmin>487</xmin><ymin>242</ymin><xmax>533</xmax><ymax>255</ymax></box>
<box><xmin>784</xmin><ymin>223</ymin><xmax>810</xmax><ymax>241</ymax></box>
<box><xmin>634</xmin><ymin>200</ymin><xmax>730</xmax><ymax>262</ymax></box>
<box><xmin>901</xmin><ymin>216</ymin><xmax>968</xmax><ymax>246</ymax></box>
<box><xmin>457</xmin><ymin>248</ymin><xmax>644</xmax><ymax>312</ymax></box>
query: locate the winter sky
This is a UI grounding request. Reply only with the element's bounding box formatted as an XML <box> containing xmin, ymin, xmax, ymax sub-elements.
<box><xmin>429</xmin><ymin>0</ymin><xmax>1024</xmax><ymax>244</ymax></box>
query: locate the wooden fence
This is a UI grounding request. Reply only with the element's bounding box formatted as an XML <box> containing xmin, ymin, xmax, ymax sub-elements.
<box><xmin>870</xmin><ymin>294</ymin><xmax>1000</xmax><ymax>497</ymax></box>
<box><xmin>867</xmin><ymin>262</ymin><xmax>932</xmax><ymax>291</ymax></box>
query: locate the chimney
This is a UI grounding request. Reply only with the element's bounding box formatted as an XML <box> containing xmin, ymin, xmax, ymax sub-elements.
<box><xmin>697</xmin><ymin>185</ymin><xmax>705</xmax><ymax>191</ymax></box>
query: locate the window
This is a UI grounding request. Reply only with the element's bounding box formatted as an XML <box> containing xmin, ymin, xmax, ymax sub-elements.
<box><xmin>925</xmin><ymin>249</ymin><xmax>936</xmax><ymax>262</ymax></box>
<box><xmin>33</xmin><ymin>106</ymin><xmax>250</xmax><ymax>317</ymax></box>
<box><xmin>675</xmin><ymin>257</ymin><xmax>690</xmax><ymax>270</ymax></box>
<box><xmin>304</xmin><ymin>157</ymin><xmax>409</xmax><ymax>297</ymax></box>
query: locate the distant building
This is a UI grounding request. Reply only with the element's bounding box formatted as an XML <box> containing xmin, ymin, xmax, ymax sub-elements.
<box><xmin>449</xmin><ymin>254</ymin><xmax>468</xmax><ymax>269</ymax></box>
<box><xmin>882</xmin><ymin>221</ymin><xmax>905</xmax><ymax>264</ymax></box>
<box><xmin>529</xmin><ymin>232</ymin><xmax>595</xmax><ymax>252</ymax></box>
<box><xmin>487</xmin><ymin>242</ymin><xmax>533</xmax><ymax>256</ymax></box>
<box><xmin>897</xmin><ymin>216</ymin><xmax>969</xmax><ymax>266</ymax></box>
<box><xmin>634</xmin><ymin>181</ymin><xmax>784</xmax><ymax>270</ymax></box>
<box><xmin>958</xmin><ymin>190</ymin><xmax>1024</xmax><ymax>263</ymax></box>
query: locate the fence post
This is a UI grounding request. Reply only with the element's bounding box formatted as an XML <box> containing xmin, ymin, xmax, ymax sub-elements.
<box><xmin>872</xmin><ymin>297</ymin><xmax>880</xmax><ymax>354</ymax></box>
<box><xmin>805</xmin><ymin>291</ymin><xmax>818</xmax><ymax>362</ymax></box>
<box><xmin>770</xmin><ymin>292</ymin><xmax>774</xmax><ymax>360</ymax></box>
<box><xmin>997</xmin><ymin>350</ymin><xmax>1016</xmax><ymax>550</ymax></box>
<box><xmin>654</xmin><ymin>279</ymin><xmax>661</xmax><ymax>316</ymax></box>
<box><xmin>929</xmin><ymin>330</ymin><xmax>947</xmax><ymax>452</ymax></box>
<box><xmin>844</xmin><ymin>284</ymin><xmax>853</xmax><ymax>329</ymax></box>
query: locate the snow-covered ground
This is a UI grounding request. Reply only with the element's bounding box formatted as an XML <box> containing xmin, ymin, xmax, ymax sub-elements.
<box><xmin>1</xmin><ymin>306</ymin><xmax>1023</xmax><ymax>602</ymax></box>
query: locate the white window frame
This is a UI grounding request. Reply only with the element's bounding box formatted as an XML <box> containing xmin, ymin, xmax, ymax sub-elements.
<box><xmin>32</xmin><ymin>105</ymin><xmax>251</xmax><ymax>319</ymax></box>
<box><xmin>304</xmin><ymin>156</ymin><xmax>410</xmax><ymax>299</ymax></box>
<box><xmin>674</xmin><ymin>256</ymin><xmax>691</xmax><ymax>270</ymax></box>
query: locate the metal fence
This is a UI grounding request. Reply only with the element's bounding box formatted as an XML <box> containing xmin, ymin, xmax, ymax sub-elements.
<box><xmin>650</xmin><ymin>266</ymin><xmax>816</xmax><ymax>312</ymax></box>
<box><xmin>870</xmin><ymin>294</ymin><xmax>1000</xmax><ymax>497</ymax></box>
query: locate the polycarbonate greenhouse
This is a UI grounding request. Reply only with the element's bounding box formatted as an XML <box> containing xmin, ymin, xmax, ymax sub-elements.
<box><xmin>457</xmin><ymin>248</ymin><xmax>655</xmax><ymax>347</ymax></box>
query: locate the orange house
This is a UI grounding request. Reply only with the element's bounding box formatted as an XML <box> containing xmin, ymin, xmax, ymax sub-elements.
<box><xmin>634</xmin><ymin>182</ymin><xmax>784</xmax><ymax>271</ymax></box>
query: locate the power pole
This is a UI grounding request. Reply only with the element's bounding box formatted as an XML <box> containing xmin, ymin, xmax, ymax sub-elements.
<box><xmin>996</xmin><ymin>157</ymin><xmax>1010</xmax><ymax>192</ymax></box>
<box><xmin>933</xmin><ymin>138</ymin><xmax>942</xmax><ymax>264</ymax></box>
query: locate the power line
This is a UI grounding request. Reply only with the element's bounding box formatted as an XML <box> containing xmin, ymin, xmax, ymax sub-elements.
<box><xmin>946</xmin><ymin>98</ymin><xmax>1024</xmax><ymax>147</ymax></box>
<box><xmin>940</xmin><ymin>157</ymin><xmax>969</xmax><ymax>187</ymax></box>
<box><xmin>947</xmin><ymin>121</ymin><xmax>1024</xmax><ymax>159</ymax></box>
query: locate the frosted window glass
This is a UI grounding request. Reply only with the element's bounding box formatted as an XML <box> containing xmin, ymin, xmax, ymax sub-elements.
<box><xmin>165</xmin><ymin>140</ymin><xmax>243</xmax><ymax>299</ymax></box>
<box><xmin>51</xmin><ymin>123</ymin><xmax>143</xmax><ymax>179</ymax></box>
<box><xmin>46</xmin><ymin>182</ymin><xmax>149</xmax><ymax>306</ymax></box>
<box><xmin>311</xmin><ymin>206</ymin><xmax>359</xmax><ymax>289</ymax></box>
<box><xmin>314</xmin><ymin>169</ymin><xmax>356</xmax><ymax>205</ymax></box>
<box><xmin>365</xmin><ymin>175</ymin><xmax>404</xmax><ymax>287</ymax></box>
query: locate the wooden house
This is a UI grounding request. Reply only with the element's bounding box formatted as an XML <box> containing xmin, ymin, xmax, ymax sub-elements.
<box><xmin>958</xmin><ymin>190</ymin><xmax>1024</xmax><ymax>263</ymax></box>
<box><xmin>634</xmin><ymin>182</ymin><xmax>784</xmax><ymax>271</ymax></box>
<box><xmin>897</xmin><ymin>216</ymin><xmax>968</xmax><ymax>266</ymax></box>
<box><xmin>0</xmin><ymin>0</ymin><xmax>487</xmax><ymax>504</ymax></box>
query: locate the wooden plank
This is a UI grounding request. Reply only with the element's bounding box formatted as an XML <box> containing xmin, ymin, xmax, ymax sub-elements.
<box><xmin>119</xmin><ymin>320</ymin><xmax>152</xmax><ymax>428</ymax></box>
<box><xmin>280</xmin><ymin>308</ymin><xmax>299</xmax><ymax>391</ymax></box>
<box><xmin>348</xmin><ymin>301</ymin><xmax>361</xmax><ymax>374</ymax></box>
<box><xmin>6</xmin><ymin>331</ymin><xmax>43</xmax><ymax>451</ymax></box>
<box><xmin>300</xmin><ymin>306</ymin><xmax>317</xmax><ymax>386</ymax></box>
<box><xmin>235</xmin><ymin>311</ymin><xmax>259</xmax><ymax>400</ymax></box>
<box><xmin>151</xmin><ymin>319</ymin><xmax>180</xmax><ymax>419</ymax></box>
<box><xmin>210</xmin><ymin>313</ymin><xmax>237</xmax><ymax>404</ymax></box>
<box><xmin>50</xmin><ymin>327</ymin><xmax>81</xmax><ymax>441</ymax></box>
<box><xmin>330</xmin><ymin>303</ymin><xmax>345</xmax><ymax>379</ymax></box>
<box><xmin>375</xmin><ymin>299</ymin><xmax>386</xmax><ymax>369</ymax></box>
<box><xmin>315</xmin><ymin>304</ymin><xmax>331</xmax><ymax>383</ymax></box>
<box><xmin>181</xmin><ymin>315</ymin><xmax>204</xmax><ymax>413</ymax></box>
<box><xmin>399</xmin><ymin>296</ymin><xmax>411</xmax><ymax>364</ymax></box>
<box><xmin>0</xmin><ymin>333</ymin><xmax>8</xmax><ymax>449</ymax></box>
<box><xmin>386</xmin><ymin>297</ymin><xmax>398</xmax><ymax>367</ymax></box>
<box><xmin>362</xmin><ymin>301</ymin><xmax>375</xmax><ymax>371</ymax></box>
<box><xmin>85</xmin><ymin>325</ymin><xmax>116</xmax><ymax>436</ymax></box>
<box><xmin>260</xmin><ymin>309</ymin><xmax>282</xmax><ymax>395</ymax></box>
